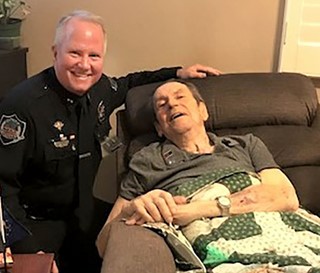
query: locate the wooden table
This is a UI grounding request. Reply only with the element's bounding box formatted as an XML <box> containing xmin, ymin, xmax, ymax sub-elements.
<box><xmin>2</xmin><ymin>253</ymin><xmax>54</xmax><ymax>273</ymax></box>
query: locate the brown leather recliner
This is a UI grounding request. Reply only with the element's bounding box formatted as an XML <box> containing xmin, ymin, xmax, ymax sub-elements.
<box><xmin>116</xmin><ymin>72</ymin><xmax>320</xmax><ymax>216</ymax></box>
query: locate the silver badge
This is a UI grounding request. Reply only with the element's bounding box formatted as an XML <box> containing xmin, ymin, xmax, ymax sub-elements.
<box><xmin>97</xmin><ymin>100</ymin><xmax>106</xmax><ymax>123</ymax></box>
<box><xmin>0</xmin><ymin>114</ymin><xmax>26</xmax><ymax>145</ymax></box>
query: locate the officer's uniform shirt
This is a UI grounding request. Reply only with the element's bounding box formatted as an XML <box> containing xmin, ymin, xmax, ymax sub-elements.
<box><xmin>120</xmin><ymin>133</ymin><xmax>279</xmax><ymax>200</ymax></box>
<box><xmin>0</xmin><ymin>66</ymin><xmax>178</xmax><ymax>249</ymax></box>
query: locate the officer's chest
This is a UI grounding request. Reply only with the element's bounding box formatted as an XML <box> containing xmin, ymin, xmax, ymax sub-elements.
<box><xmin>30</xmin><ymin>91</ymin><xmax>111</xmax><ymax>162</ymax></box>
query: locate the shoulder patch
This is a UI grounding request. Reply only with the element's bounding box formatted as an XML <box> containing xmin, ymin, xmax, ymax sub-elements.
<box><xmin>0</xmin><ymin>114</ymin><xmax>26</xmax><ymax>145</ymax></box>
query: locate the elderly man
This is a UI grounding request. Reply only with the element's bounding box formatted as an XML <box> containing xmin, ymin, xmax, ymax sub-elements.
<box><xmin>97</xmin><ymin>80</ymin><xmax>300</xmax><ymax>273</ymax></box>
<box><xmin>0</xmin><ymin>10</ymin><xmax>220</xmax><ymax>273</ymax></box>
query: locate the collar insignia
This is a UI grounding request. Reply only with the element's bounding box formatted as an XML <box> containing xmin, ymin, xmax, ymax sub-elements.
<box><xmin>108</xmin><ymin>77</ymin><xmax>118</xmax><ymax>92</ymax></box>
<box><xmin>97</xmin><ymin>100</ymin><xmax>106</xmax><ymax>123</ymax></box>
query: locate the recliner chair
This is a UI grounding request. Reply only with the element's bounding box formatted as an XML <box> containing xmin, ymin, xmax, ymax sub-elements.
<box><xmin>116</xmin><ymin>72</ymin><xmax>320</xmax><ymax>216</ymax></box>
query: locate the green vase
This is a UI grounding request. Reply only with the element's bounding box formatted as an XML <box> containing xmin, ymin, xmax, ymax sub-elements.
<box><xmin>0</xmin><ymin>19</ymin><xmax>22</xmax><ymax>50</ymax></box>
<box><xmin>0</xmin><ymin>18</ymin><xmax>22</xmax><ymax>37</ymax></box>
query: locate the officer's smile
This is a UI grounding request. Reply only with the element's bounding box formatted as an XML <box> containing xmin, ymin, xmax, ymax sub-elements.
<box><xmin>71</xmin><ymin>71</ymin><xmax>92</xmax><ymax>79</ymax></box>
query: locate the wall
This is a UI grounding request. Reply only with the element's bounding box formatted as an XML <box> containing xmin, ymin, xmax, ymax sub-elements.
<box><xmin>20</xmin><ymin>0</ymin><xmax>284</xmax><ymax>202</ymax></box>
<box><xmin>23</xmin><ymin>0</ymin><xmax>283</xmax><ymax>76</ymax></box>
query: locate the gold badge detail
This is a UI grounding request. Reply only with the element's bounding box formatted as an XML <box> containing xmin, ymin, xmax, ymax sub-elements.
<box><xmin>53</xmin><ymin>121</ymin><xmax>64</xmax><ymax>131</ymax></box>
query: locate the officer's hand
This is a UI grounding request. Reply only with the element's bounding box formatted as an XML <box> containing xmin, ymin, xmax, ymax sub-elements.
<box><xmin>124</xmin><ymin>189</ymin><xmax>186</xmax><ymax>225</ymax></box>
<box><xmin>177</xmin><ymin>64</ymin><xmax>221</xmax><ymax>79</ymax></box>
<box><xmin>37</xmin><ymin>251</ymin><xmax>59</xmax><ymax>273</ymax></box>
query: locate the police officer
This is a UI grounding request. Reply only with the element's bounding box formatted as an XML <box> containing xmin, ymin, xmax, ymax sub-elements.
<box><xmin>0</xmin><ymin>10</ymin><xmax>220</xmax><ymax>273</ymax></box>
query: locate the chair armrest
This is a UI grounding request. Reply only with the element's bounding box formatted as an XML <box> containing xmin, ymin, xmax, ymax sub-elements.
<box><xmin>311</xmin><ymin>104</ymin><xmax>320</xmax><ymax>130</ymax></box>
<box><xmin>116</xmin><ymin>110</ymin><xmax>130</xmax><ymax>190</ymax></box>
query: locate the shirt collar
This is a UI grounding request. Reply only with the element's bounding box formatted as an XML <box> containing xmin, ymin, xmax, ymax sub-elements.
<box><xmin>46</xmin><ymin>67</ymin><xmax>91</xmax><ymax>110</ymax></box>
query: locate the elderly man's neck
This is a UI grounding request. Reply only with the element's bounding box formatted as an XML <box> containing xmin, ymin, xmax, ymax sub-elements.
<box><xmin>171</xmin><ymin>129</ymin><xmax>214</xmax><ymax>154</ymax></box>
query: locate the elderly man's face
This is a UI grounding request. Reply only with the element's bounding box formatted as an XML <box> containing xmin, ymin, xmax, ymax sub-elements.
<box><xmin>153</xmin><ymin>82</ymin><xmax>208</xmax><ymax>139</ymax></box>
<box><xmin>52</xmin><ymin>18</ymin><xmax>105</xmax><ymax>96</ymax></box>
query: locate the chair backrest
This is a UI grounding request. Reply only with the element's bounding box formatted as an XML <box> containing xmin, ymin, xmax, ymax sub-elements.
<box><xmin>116</xmin><ymin>72</ymin><xmax>320</xmax><ymax>214</ymax></box>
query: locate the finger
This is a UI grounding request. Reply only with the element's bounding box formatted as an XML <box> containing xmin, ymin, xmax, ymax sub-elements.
<box><xmin>128</xmin><ymin>198</ymin><xmax>153</xmax><ymax>220</ymax></box>
<box><xmin>194</xmin><ymin>64</ymin><xmax>222</xmax><ymax>76</ymax></box>
<box><xmin>127</xmin><ymin>208</ymin><xmax>154</xmax><ymax>225</ymax></box>
<box><xmin>125</xmin><ymin>219</ymin><xmax>136</xmax><ymax>225</ymax></box>
<box><xmin>135</xmin><ymin>217</ymin><xmax>148</xmax><ymax>225</ymax></box>
<box><xmin>194</xmin><ymin>72</ymin><xmax>207</xmax><ymax>78</ymax></box>
<box><xmin>153</xmin><ymin>197</ymin><xmax>172</xmax><ymax>223</ymax></box>
<box><xmin>144</xmin><ymin>201</ymin><xmax>164</xmax><ymax>222</ymax></box>
<box><xmin>173</xmin><ymin>195</ymin><xmax>187</xmax><ymax>204</ymax></box>
<box><xmin>159</xmin><ymin>191</ymin><xmax>178</xmax><ymax>214</ymax></box>
<box><xmin>206</xmin><ymin>68</ymin><xmax>222</xmax><ymax>76</ymax></box>
<box><xmin>52</xmin><ymin>260</ymin><xmax>59</xmax><ymax>273</ymax></box>
<box><xmin>125</xmin><ymin>212</ymin><xmax>139</xmax><ymax>225</ymax></box>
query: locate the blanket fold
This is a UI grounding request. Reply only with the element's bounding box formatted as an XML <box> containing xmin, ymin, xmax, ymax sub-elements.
<box><xmin>175</xmin><ymin>167</ymin><xmax>320</xmax><ymax>271</ymax></box>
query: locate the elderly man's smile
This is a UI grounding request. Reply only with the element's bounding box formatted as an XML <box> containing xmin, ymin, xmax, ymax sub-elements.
<box><xmin>170</xmin><ymin>112</ymin><xmax>185</xmax><ymax>121</ymax></box>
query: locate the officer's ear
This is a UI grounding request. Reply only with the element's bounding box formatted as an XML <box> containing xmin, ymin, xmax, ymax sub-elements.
<box><xmin>52</xmin><ymin>45</ymin><xmax>57</xmax><ymax>61</ymax></box>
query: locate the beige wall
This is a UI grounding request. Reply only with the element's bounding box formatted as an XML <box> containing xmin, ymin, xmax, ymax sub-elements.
<box><xmin>20</xmin><ymin>0</ymin><xmax>284</xmax><ymax>202</ymax></box>
<box><xmin>23</xmin><ymin>0</ymin><xmax>283</xmax><ymax>76</ymax></box>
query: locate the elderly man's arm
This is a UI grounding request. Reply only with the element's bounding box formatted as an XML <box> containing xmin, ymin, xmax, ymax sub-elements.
<box><xmin>172</xmin><ymin>168</ymin><xmax>300</xmax><ymax>226</ymax></box>
<box><xmin>96</xmin><ymin>192</ymin><xmax>184</xmax><ymax>257</ymax></box>
<box><xmin>122</xmin><ymin>190</ymin><xmax>186</xmax><ymax>226</ymax></box>
<box><xmin>231</xmin><ymin>168</ymin><xmax>299</xmax><ymax>213</ymax></box>
<box><xmin>103</xmin><ymin>190</ymin><xmax>184</xmax><ymax>225</ymax></box>
<box><xmin>111</xmin><ymin>168</ymin><xmax>299</xmax><ymax>227</ymax></box>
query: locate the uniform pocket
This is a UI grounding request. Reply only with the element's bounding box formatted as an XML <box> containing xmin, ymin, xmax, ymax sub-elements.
<box><xmin>44</xmin><ymin>140</ymin><xmax>77</xmax><ymax>176</ymax></box>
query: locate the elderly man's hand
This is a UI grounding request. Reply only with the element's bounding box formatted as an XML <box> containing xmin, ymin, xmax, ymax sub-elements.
<box><xmin>124</xmin><ymin>189</ymin><xmax>186</xmax><ymax>225</ymax></box>
<box><xmin>177</xmin><ymin>64</ymin><xmax>221</xmax><ymax>79</ymax></box>
<box><xmin>172</xmin><ymin>201</ymin><xmax>209</xmax><ymax>226</ymax></box>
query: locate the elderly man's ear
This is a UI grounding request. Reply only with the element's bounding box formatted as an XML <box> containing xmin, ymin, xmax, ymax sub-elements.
<box><xmin>199</xmin><ymin>101</ymin><xmax>209</xmax><ymax>122</ymax></box>
<box><xmin>154</xmin><ymin>121</ymin><xmax>163</xmax><ymax>138</ymax></box>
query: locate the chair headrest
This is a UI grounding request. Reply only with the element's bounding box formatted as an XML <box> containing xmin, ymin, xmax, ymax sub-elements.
<box><xmin>125</xmin><ymin>72</ymin><xmax>317</xmax><ymax>137</ymax></box>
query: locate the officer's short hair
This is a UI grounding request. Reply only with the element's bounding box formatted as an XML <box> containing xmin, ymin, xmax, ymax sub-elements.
<box><xmin>54</xmin><ymin>10</ymin><xmax>107</xmax><ymax>52</ymax></box>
